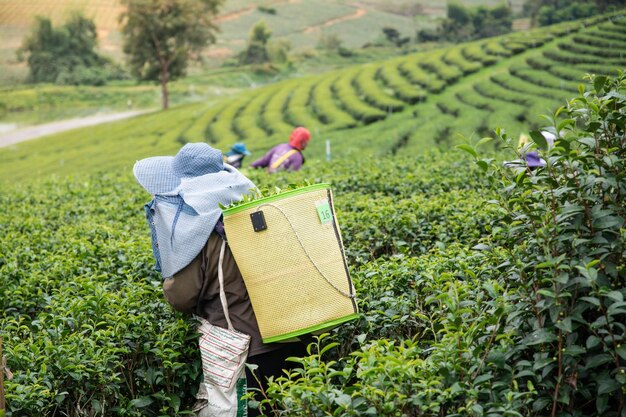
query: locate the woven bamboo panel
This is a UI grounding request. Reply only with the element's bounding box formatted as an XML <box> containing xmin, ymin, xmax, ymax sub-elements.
<box><xmin>223</xmin><ymin>184</ymin><xmax>358</xmax><ymax>343</ymax></box>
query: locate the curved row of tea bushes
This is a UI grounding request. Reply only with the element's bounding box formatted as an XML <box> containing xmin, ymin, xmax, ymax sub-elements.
<box><xmin>490</xmin><ymin>73</ymin><xmax>571</xmax><ymax>102</ymax></box>
<box><xmin>232</xmin><ymin>88</ymin><xmax>275</xmax><ymax>140</ymax></box>
<box><xmin>442</xmin><ymin>47</ymin><xmax>483</xmax><ymax>75</ymax></box>
<box><xmin>586</xmin><ymin>27</ymin><xmax>626</xmax><ymax>43</ymax></box>
<box><xmin>572</xmin><ymin>33</ymin><xmax>626</xmax><ymax>50</ymax></box>
<box><xmin>376</xmin><ymin>61</ymin><xmax>426</xmax><ymax>104</ymax></box>
<box><xmin>558</xmin><ymin>41</ymin><xmax>626</xmax><ymax>59</ymax></box>
<box><xmin>543</xmin><ymin>45</ymin><xmax>626</xmax><ymax>66</ymax></box>
<box><xmin>398</xmin><ymin>58</ymin><xmax>447</xmax><ymax>93</ymax></box>
<box><xmin>206</xmin><ymin>96</ymin><xmax>248</xmax><ymax>145</ymax></box>
<box><xmin>261</xmin><ymin>81</ymin><xmax>298</xmax><ymax>139</ymax></box>
<box><xmin>483</xmin><ymin>39</ymin><xmax>513</xmax><ymax>57</ymax></box>
<box><xmin>310</xmin><ymin>74</ymin><xmax>357</xmax><ymax>129</ymax></box>
<box><xmin>509</xmin><ymin>66</ymin><xmax>580</xmax><ymax>92</ymax></box>
<box><xmin>473</xmin><ymin>79</ymin><xmax>532</xmax><ymax>107</ymax></box>
<box><xmin>353</xmin><ymin>65</ymin><xmax>406</xmax><ymax>112</ymax></box>
<box><xmin>284</xmin><ymin>78</ymin><xmax>326</xmax><ymax>131</ymax></box>
<box><xmin>331</xmin><ymin>69</ymin><xmax>387</xmax><ymax>124</ymax></box>
<box><xmin>419</xmin><ymin>53</ymin><xmax>464</xmax><ymax>85</ymax></box>
<box><xmin>454</xmin><ymin>87</ymin><xmax>527</xmax><ymax>131</ymax></box>
<box><xmin>460</xmin><ymin>42</ymin><xmax>499</xmax><ymax>66</ymax></box>
<box><xmin>179</xmin><ymin>104</ymin><xmax>223</xmax><ymax>143</ymax></box>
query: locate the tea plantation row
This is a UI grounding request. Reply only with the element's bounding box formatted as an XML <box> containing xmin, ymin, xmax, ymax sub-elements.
<box><xmin>1</xmin><ymin>12</ymin><xmax>626</xmax><ymax>183</ymax></box>
<box><xmin>2</xmin><ymin>71</ymin><xmax>625</xmax><ymax>416</ymax></box>
<box><xmin>0</xmin><ymin>149</ymin><xmax>496</xmax><ymax>415</ymax></box>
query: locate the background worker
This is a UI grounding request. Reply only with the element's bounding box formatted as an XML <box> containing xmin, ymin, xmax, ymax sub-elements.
<box><xmin>250</xmin><ymin>126</ymin><xmax>311</xmax><ymax>172</ymax></box>
<box><xmin>224</xmin><ymin>142</ymin><xmax>251</xmax><ymax>169</ymax></box>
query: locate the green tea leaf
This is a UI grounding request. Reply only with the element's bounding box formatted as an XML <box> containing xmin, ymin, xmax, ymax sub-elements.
<box><xmin>130</xmin><ymin>396</ymin><xmax>154</xmax><ymax>408</ymax></box>
<box><xmin>529</xmin><ymin>130</ymin><xmax>548</xmax><ymax>150</ymax></box>
<box><xmin>593</xmin><ymin>75</ymin><xmax>608</xmax><ymax>93</ymax></box>
<box><xmin>456</xmin><ymin>144</ymin><xmax>477</xmax><ymax>158</ymax></box>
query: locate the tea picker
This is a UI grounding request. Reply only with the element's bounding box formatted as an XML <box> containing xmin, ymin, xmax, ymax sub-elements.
<box><xmin>133</xmin><ymin>142</ymin><xmax>357</xmax><ymax>417</ymax></box>
<box><xmin>250</xmin><ymin>126</ymin><xmax>311</xmax><ymax>172</ymax></box>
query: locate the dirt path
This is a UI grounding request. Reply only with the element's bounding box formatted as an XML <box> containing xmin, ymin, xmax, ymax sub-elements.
<box><xmin>303</xmin><ymin>8</ymin><xmax>367</xmax><ymax>33</ymax></box>
<box><xmin>0</xmin><ymin>109</ymin><xmax>153</xmax><ymax>148</ymax></box>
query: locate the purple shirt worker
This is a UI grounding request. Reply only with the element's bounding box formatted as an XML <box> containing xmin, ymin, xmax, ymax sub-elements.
<box><xmin>250</xmin><ymin>127</ymin><xmax>311</xmax><ymax>172</ymax></box>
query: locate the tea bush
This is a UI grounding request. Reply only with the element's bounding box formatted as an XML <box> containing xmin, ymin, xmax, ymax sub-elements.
<box><xmin>1</xmin><ymin>176</ymin><xmax>201</xmax><ymax>416</ymax></box>
<box><xmin>247</xmin><ymin>71</ymin><xmax>625</xmax><ymax>416</ymax></box>
<box><xmin>1</xmin><ymin>70</ymin><xmax>624</xmax><ymax>417</ymax></box>
<box><xmin>462</xmin><ymin>71</ymin><xmax>626</xmax><ymax>416</ymax></box>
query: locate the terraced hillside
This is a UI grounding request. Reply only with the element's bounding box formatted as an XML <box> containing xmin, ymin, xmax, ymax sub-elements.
<box><xmin>192</xmin><ymin>12</ymin><xmax>626</xmax><ymax>153</ymax></box>
<box><xmin>0</xmin><ymin>12</ymin><xmax>625</xmax><ymax>181</ymax></box>
<box><xmin>0</xmin><ymin>0</ymin><xmax>524</xmax><ymax>84</ymax></box>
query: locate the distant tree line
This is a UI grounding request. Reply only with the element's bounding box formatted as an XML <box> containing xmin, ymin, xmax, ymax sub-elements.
<box><xmin>15</xmin><ymin>0</ymin><xmax>626</xmax><ymax>109</ymax></box>
<box><xmin>17</xmin><ymin>0</ymin><xmax>225</xmax><ymax>109</ymax></box>
<box><xmin>417</xmin><ymin>2</ymin><xmax>513</xmax><ymax>43</ymax></box>
<box><xmin>523</xmin><ymin>0</ymin><xmax>626</xmax><ymax>26</ymax></box>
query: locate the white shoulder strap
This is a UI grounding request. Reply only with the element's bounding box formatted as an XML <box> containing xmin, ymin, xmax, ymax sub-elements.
<box><xmin>217</xmin><ymin>240</ymin><xmax>234</xmax><ymax>331</ymax></box>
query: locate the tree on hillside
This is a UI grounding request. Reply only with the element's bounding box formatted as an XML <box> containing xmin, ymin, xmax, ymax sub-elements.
<box><xmin>523</xmin><ymin>0</ymin><xmax>626</xmax><ymax>25</ymax></box>
<box><xmin>419</xmin><ymin>2</ymin><xmax>513</xmax><ymax>43</ymax></box>
<box><xmin>17</xmin><ymin>12</ymin><xmax>120</xmax><ymax>85</ymax></box>
<box><xmin>382</xmin><ymin>27</ymin><xmax>411</xmax><ymax>48</ymax></box>
<box><xmin>119</xmin><ymin>0</ymin><xmax>224</xmax><ymax>110</ymax></box>
<box><xmin>473</xmin><ymin>4</ymin><xmax>512</xmax><ymax>38</ymax></box>
<box><xmin>239</xmin><ymin>20</ymin><xmax>272</xmax><ymax>65</ymax></box>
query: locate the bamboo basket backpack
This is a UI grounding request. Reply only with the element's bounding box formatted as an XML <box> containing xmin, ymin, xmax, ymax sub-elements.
<box><xmin>222</xmin><ymin>184</ymin><xmax>358</xmax><ymax>343</ymax></box>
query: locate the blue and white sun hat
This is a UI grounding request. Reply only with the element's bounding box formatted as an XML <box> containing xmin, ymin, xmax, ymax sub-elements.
<box><xmin>133</xmin><ymin>143</ymin><xmax>256</xmax><ymax>277</ymax></box>
<box><xmin>134</xmin><ymin>142</ymin><xmax>225</xmax><ymax>195</ymax></box>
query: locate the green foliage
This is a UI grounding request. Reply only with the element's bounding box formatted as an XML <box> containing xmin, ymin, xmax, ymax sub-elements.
<box><xmin>239</xmin><ymin>20</ymin><xmax>272</xmax><ymax>65</ymax></box>
<box><xmin>381</xmin><ymin>27</ymin><xmax>410</xmax><ymax>48</ymax></box>
<box><xmin>524</xmin><ymin>0</ymin><xmax>626</xmax><ymax>26</ymax></box>
<box><xmin>425</xmin><ymin>2</ymin><xmax>514</xmax><ymax>43</ymax></box>
<box><xmin>119</xmin><ymin>0</ymin><xmax>224</xmax><ymax>109</ymax></box>
<box><xmin>3</xmin><ymin>71</ymin><xmax>626</xmax><ymax>417</ymax></box>
<box><xmin>460</xmin><ymin>71</ymin><xmax>626</xmax><ymax>416</ymax></box>
<box><xmin>17</xmin><ymin>13</ymin><xmax>124</xmax><ymax>86</ymax></box>
<box><xmin>0</xmin><ymin>175</ymin><xmax>201</xmax><ymax>416</ymax></box>
<box><xmin>258</xmin><ymin>5</ymin><xmax>277</xmax><ymax>15</ymax></box>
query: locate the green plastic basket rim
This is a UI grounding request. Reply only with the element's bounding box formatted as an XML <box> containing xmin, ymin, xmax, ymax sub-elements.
<box><xmin>223</xmin><ymin>183</ymin><xmax>331</xmax><ymax>216</ymax></box>
<box><xmin>261</xmin><ymin>313</ymin><xmax>360</xmax><ymax>343</ymax></box>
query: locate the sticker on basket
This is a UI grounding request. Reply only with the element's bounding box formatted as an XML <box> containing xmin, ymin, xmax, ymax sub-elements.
<box><xmin>315</xmin><ymin>200</ymin><xmax>333</xmax><ymax>224</ymax></box>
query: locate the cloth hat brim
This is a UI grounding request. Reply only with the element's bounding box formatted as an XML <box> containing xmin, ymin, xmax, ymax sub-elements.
<box><xmin>133</xmin><ymin>156</ymin><xmax>179</xmax><ymax>195</ymax></box>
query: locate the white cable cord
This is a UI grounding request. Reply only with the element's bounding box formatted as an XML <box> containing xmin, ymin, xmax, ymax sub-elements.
<box><xmin>256</xmin><ymin>203</ymin><xmax>355</xmax><ymax>299</ymax></box>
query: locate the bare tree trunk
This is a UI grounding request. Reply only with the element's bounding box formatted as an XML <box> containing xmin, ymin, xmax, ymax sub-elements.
<box><xmin>160</xmin><ymin>69</ymin><xmax>169</xmax><ymax>110</ymax></box>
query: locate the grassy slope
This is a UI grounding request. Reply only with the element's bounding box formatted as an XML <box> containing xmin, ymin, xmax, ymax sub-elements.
<box><xmin>2</xmin><ymin>12</ymin><xmax>625</xmax><ymax>184</ymax></box>
<box><xmin>0</xmin><ymin>0</ymin><xmax>524</xmax><ymax>85</ymax></box>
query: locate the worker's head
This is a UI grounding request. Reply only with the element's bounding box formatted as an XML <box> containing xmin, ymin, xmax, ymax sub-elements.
<box><xmin>133</xmin><ymin>142</ymin><xmax>224</xmax><ymax>194</ymax></box>
<box><xmin>289</xmin><ymin>127</ymin><xmax>311</xmax><ymax>151</ymax></box>
<box><xmin>230</xmin><ymin>142</ymin><xmax>251</xmax><ymax>156</ymax></box>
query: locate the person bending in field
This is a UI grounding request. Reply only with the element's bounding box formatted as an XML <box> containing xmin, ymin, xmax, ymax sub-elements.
<box><xmin>250</xmin><ymin>126</ymin><xmax>310</xmax><ymax>172</ymax></box>
<box><xmin>224</xmin><ymin>142</ymin><xmax>251</xmax><ymax>169</ymax></box>
<box><xmin>133</xmin><ymin>143</ymin><xmax>306</xmax><ymax>417</ymax></box>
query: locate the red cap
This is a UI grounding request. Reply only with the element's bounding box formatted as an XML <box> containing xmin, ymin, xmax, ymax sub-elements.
<box><xmin>288</xmin><ymin>127</ymin><xmax>311</xmax><ymax>150</ymax></box>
